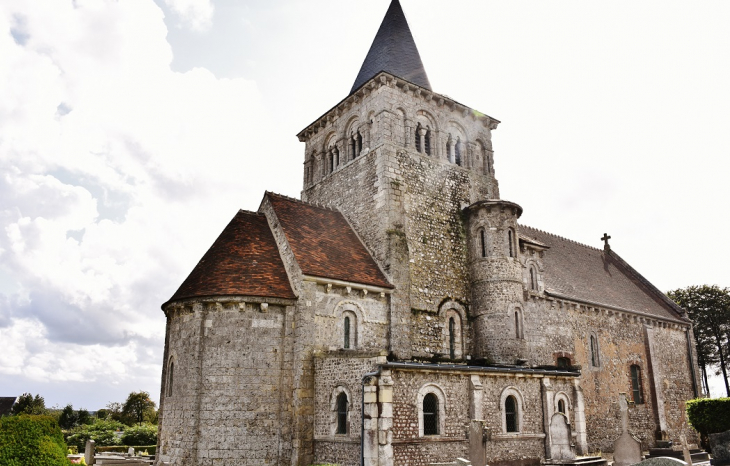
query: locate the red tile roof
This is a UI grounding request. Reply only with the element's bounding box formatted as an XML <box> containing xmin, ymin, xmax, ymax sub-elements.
<box><xmin>266</xmin><ymin>193</ymin><xmax>392</xmax><ymax>289</ymax></box>
<box><xmin>521</xmin><ymin>226</ymin><xmax>684</xmax><ymax>321</ymax></box>
<box><xmin>166</xmin><ymin>210</ymin><xmax>296</xmax><ymax>305</ymax></box>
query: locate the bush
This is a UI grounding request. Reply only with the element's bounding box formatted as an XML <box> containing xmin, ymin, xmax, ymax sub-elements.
<box><xmin>120</xmin><ymin>423</ymin><xmax>157</xmax><ymax>446</ymax></box>
<box><xmin>65</xmin><ymin>419</ymin><xmax>125</xmax><ymax>450</ymax></box>
<box><xmin>686</xmin><ymin>397</ymin><xmax>730</xmax><ymax>435</ymax></box>
<box><xmin>0</xmin><ymin>415</ymin><xmax>69</xmax><ymax>466</ymax></box>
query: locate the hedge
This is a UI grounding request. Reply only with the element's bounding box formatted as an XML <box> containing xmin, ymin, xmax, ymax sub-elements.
<box><xmin>686</xmin><ymin>397</ymin><xmax>730</xmax><ymax>435</ymax></box>
<box><xmin>0</xmin><ymin>415</ymin><xmax>69</xmax><ymax>466</ymax></box>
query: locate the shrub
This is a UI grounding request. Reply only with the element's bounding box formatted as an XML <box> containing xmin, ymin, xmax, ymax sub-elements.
<box><xmin>121</xmin><ymin>423</ymin><xmax>157</xmax><ymax>446</ymax></box>
<box><xmin>65</xmin><ymin>419</ymin><xmax>125</xmax><ymax>450</ymax></box>
<box><xmin>0</xmin><ymin>415</ymin><xmax>69</xmax><ymax>466</ymax></box>
<box><xmin>686</xmin><ymin>397</ymin><xmax>730</xmax><ymax>435</ymax></box>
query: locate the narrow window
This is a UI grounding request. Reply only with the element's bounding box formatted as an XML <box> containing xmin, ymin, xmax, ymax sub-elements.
<box><xmin>350</xmin><ymin>137</ymin><xmax>355</xmax><ymax>160</ymax></box>
<box><xmin>357</xmin><ymin>132</ymin><xmax>363</xmax><ymax>154</ymax></box>
<box><xmin>333</xmin><ymin>147</ymin><xmax>339</xmax><ymax>167</ymax></box>
<box><xmin>344</xmin><ymin>316</ymin><xmax>351</xmax><ymax>349</ymax></box>
<box><xmin>167</xmin><ymin>361</ymin><xmax>174</xmax><ymax>397</ymax></box>
<box><xmin>630</xmin><ymin>365</ymin><xmax>644</xmax><ymax>404</ymax></box>
<box><xmin>508</xmin><ymin>229</ymin><xmax>514</xmax><ymax>258</ymax></box>
<box><xmin>505</xmin><ymin>395</ymin><xmax>518</xmax><ymax>432</ymax></box>
<box><xmin>557</xmin><ymin>357</ymin><xmax>570</xmax><ymax>368</ymax></box>
<box><xmin>514</xmin><ymin>311</ymin><xmax>521</xmax><ymax>339</ymax></box>
<box><xmin>336</xmin><ymin>392</ymin><xmax>348</xmax><ymax>434</ymax></box>
<box><xmin>455</xmin><ymin>140</ymin><xmax>461</xmax><ymax>166</ymax></box>
<box><xmin>415</xmin><ymin>124</ymin><xmax>422</xmax><ymax>152</ymax></box>
<box><xmin>480</xmin><ymin>229</ymin><xmax>486</xmax><ymax>258</ymax></box>
<box><xmin>558</xmin><ymin>399</ymin><xmax>566</xmax><ymax>414</ymax></box>
<box><xmin>424</xmin><ymin>129</ymin><xmax>431</xmax><ymax>156</ymax></box>
<box><xmin>449</xmin><ymin>317</ymin><xmax>455</xmax><ymax>359</ymax></box>
<box><xmin>329</xmin><ymin>151</ymin><xmax>334</xmax><ymax>174</ymax></box>
<box><xmin>529</xmin><ymin>267</ymin><xmax>537</xmax><ymax>290</ymax></box>
<box><xmin>423</xmin><ymin>393</ymin><xmax>439</xmax><ymax>435</ymax></box>
<box><xmin>590</xmin><ymin>335</ymin><xmax>599</xmax><ymax>367</ymax></box>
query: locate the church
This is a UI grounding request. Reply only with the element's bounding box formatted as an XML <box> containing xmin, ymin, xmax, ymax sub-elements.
<box><xmin>155</xmin><ymin>2</ymin><xmax>700</xmax><ymax>465</ymax></box>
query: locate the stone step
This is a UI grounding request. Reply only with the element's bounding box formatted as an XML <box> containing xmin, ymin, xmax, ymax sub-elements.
<box><xmin>545</xmin><ymin>456</ymin><xmax>608</xmax><ymax>466</ymax></box>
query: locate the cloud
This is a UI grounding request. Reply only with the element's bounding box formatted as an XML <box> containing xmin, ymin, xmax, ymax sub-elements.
<box><xmin>162</xmin><ymin>0</ymin><xmax>214</xmax><ymax>32</ymax></box>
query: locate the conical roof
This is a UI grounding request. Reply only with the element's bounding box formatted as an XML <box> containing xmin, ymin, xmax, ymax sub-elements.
<box><xmin>351</xmin><ymin>0</ymin><xmax>431</xmax><ymax>93</ymax></box>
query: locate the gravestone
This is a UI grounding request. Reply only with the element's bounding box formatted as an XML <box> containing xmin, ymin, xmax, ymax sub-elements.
<box><xmin>549</xmin><ymin>413</ymin><xmax>575</xmax><ymax>461</ymax></box>
<box><xmin>469</xmin><ymin>420</ymin><xmax>487</xmax><ymax>466</ymax></box>
<box><xmin>710</xmin><ymin>429</ymin><xmax>730</xmax><ymax>466</ymax></box>
<box><xmin>84</xmin><ymin>439</ymin><xmax>96</xmax><ymax>465</ymax></box>
<box><xmin>614</xmin><ymin>394</ymin><xmax>642</xmax><ymax>466</ymax></box>
<box><xmin>632</xmin><ymin>457</ymin><xmax>687</xmax><ymax>466</ymax></box>
<box><xmin>128</xmin><ymin>446</ymin><xmax>135</xmax><ymax>456</ymax></box>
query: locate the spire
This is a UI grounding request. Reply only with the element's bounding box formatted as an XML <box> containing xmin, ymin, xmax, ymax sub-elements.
<box><xmin>350</xmin><ymin>0</ymin><xmax>431</xmax><ymax>93</ymax></box>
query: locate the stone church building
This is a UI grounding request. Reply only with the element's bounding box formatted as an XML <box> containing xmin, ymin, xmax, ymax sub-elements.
<box><xmin>155</xmin><ymin>2</ymin><xmax>701</xmax><ymax>465</ymax></box>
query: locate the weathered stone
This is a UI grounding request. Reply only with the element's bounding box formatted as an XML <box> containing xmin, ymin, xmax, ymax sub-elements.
<box><xmin>710</xmin><ymin>430</ymin><xmax>730</xmax><ymax>462</ymax></box>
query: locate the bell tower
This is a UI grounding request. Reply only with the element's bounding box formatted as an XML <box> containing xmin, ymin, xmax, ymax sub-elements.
<box><xmin>297</xmin><ymin>0</ymin><xmax>507</xmax><ymax>360</ymax></box>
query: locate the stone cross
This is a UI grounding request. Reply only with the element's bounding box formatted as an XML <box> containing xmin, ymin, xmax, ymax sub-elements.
<box><xmin>601</xmin><ymin>233</ymin><xmax>611</xmax><ymax>250</ymax></box>
<box><xmin>613</xmin><ymin>393</ymin><xmax>642</xmax><ymax>466</ymax></box>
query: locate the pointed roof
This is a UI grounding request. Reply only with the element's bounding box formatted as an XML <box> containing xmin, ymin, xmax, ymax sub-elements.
<box><xmin>351</xmin><ymin>0</ymin><xmax>431</xmax><ymax>93</ymax></box>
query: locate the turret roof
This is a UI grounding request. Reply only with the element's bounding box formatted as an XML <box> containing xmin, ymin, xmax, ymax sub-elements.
<box><xmin>351</xmin><ymin>0</ymin><xmax>431</xmax><ymax>94</ymax></box>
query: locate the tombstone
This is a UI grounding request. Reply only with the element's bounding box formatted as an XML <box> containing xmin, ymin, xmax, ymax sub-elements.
<box><xmin>549</xmin><ymin>413</ymin><xmax>575</xmax><ymax>461</ymax></box>
<box><xmin>614</xmin><ymin>394</ymin><xmax>642</xmax><ymax>466</ymax></box>
<box><xmin>632</xmin><ymin>457</ymin><xmax>687</xmax><ymax>466</ymax></box>
<box><xmin>679</xmin><ymin>435</ymin><xmax>693</xmax><ymax>466</ymax></box>
<box><xmin>128</xmin><ymin>446</ymin><xmax>135</xmax><ymax>456</ymax></box>
<box><xmin>710</xmin><ymin>429</ymin><xmax>730</xmax><ymax>466</ymax></box>
<box><xmin>84</xmin><ymin>439</ymin><xmax>96</xmax><ymax>465</ymax></box>
<box><xmin>469</xmin><ymin>420</ymin><xmax>487</xmax><ymax>466</ymax></box>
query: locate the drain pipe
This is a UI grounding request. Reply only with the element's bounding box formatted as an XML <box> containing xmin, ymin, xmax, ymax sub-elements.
<box><xmin>361</xmin><ymin>367</ymin><xmax>382</xmax><ymax>466</ymax></box>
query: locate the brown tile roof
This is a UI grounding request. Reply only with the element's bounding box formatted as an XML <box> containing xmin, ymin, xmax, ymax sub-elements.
<box><xmin>266</xmin><ymin>193</ymin><xmax>392</xmax><ymax>289</ymax></box>
<box><xmin>521</xmin><ymin>226</ymin><xmax>684</xmax><ymax>322</ymax></box>
<box><xmin>166</xmin><ymin>210</ymin><xmax>296</xmax><ymax>305</ymax></box>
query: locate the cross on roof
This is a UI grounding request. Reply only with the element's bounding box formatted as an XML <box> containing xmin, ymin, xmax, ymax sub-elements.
<box><xmin>601</xmin><ymin>233</ymin><xmax>611</xmax><ymax>249</ymax></box>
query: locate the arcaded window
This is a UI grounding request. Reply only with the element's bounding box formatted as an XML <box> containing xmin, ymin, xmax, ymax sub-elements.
<box><xmin>336</xmin><ymin>392</ymin><xmax>348</xmax><ymax>434</ymax></box>
<box><xmin>558</xmin><ymin>399</ymin><xmax>566</xmax><ymax>414</ymax></box>
<box><xmin>630</xmin><ymin>365</ymin><xmax>644</xmax><ymax>404</ymax></box>
<box><xmin>505</xmin><ymin>395</ymin><xmax>518</xmax><ymax>432</ymax></box>
<box><xmin>166</xmin><ymin>360</ymin><xmax>174</xmax><ymax>397</ymax></box>
<box><xmin>448</xmin><ymin>317</ymin><xmax>456</xmax><ymax>359</ymax></box>
<box><xmin>590</xmin><ymin>335</ymin><xmax>600</xmax><ymax>367</ymax></box>
<box><xmin>479</xmin><ymin>229</ymin><xmax>486</xmax><ymax>257</ymax></box>
<box><xmin>344</xmin><ymin>316</ymin><xmax>351</xmax><ymax>349</ymax></box>
<box><xmin>455</xmin><ymin>139</ymin><xmax>462</xmax><ymax>166</ymax></box>
<box><xmin>423</xmin><ymin>393</ymin><xmax>439</xmax><ymax>435</ymax></box>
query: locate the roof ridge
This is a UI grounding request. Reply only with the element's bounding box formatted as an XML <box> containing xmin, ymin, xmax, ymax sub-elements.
<box><xmin>520</xmin><ymin>224</ymin><xmax>603</xmax><ymax>252</ymax></box>
<box><xmin>237</xmin><ymin>208</ymin><xmax>262</xmax><ymax>216</ymax></box>
<box><xmin>266</xmin><ymin>191</ymin><xmax>339</xmax><ymax>213</ymax></box>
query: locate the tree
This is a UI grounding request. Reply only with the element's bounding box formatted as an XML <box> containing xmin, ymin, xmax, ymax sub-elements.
<box><xmin>121</xmin><ymin>391</ymin><xmax>156</xmax><ymax>426</ymax></box>
<box><xmin>0</xmin><ymin>415</ymin><xmax>69</xmax><ymax>466</ymax></box>
<box><xmin>668</xmin><ymin>285</ymin><xmax>730</xmax><ymax>396</ymax></box>
<box><xmin>65</xmin><ymin>419</ymin><xmax>125</xmax><ymax>450</ymax></box>
<box><xmin>11</xmin><ymin>393</ymin><xmax>48</xmax><ymax>416</ymax></box>
<box><xmin>58</xmin><ymin>404</ymin><xmax>78</xmax><ymax>429</ymax></box>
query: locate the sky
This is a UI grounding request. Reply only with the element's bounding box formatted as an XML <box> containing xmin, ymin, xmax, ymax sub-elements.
<box><xmin>0</xmin><ymin>0</ymin><xmax>729</xmax><ymax>410</ymax></box>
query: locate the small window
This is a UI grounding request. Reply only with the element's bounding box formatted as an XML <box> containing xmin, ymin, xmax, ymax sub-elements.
<box><xmin>356</xmin><ymin>132</ymin><xmax>363</xmax><ymax>156</ymax></box>
<box><xmin>590</xmin><ymin>335</ymin><xmax>600</xmax><ymax>367</ymax></box>
<box><xmin>448</xmin><ymin>317</ymin><xmax>455</xmax><ymax>359</ymax></box>
<box><xmin>630</xmin><ymin>365</ymin><xmax>644</xmax><ymax>404</ymax></box>
<box><xmin>557</xmin><ymin>357</ymin><xmax>570</xmax><ymax>368</ymax></box>
<box><xmin>415</xmin><ymin>124</ymin><xmax>421</xmax><ymax>150</ymax></box>
<box><xmin>505</xmin><ymin>395</ymin><xmax>518</xmax><ymax>432</ymax></box>
<box><xmin>167</xmin><ymin>361</ymin><xmax>174</xmax><ymax>397</ymax></box>
<box><xmin>529</xmin><ymin>267</ymin><xmax>537</xmax><ymax>290</ymax></box>
<box><xmin>424</xmin><ymin>129</ymin><xmax>431</xmax><ymax>156</ymax></box>
<box><xmin>455</xmin><ymin>140</ymin><xmax>461</xmax><ymax>166</ymax></box>
<box><xmin>514</xmin><ymin>309</ymin><xmax>523</xmax><ymax>339</ymax></box>
<box><xmin>344</xmin><ymin>316</ymin><xmax>351</xmax><ymax>349</ymax></box>
<box><xmin>423</xmin><ymin>393</ymin><xmax>439</xmax><ymax>435</ymax></box>
<box><xmin>508</xmin><ymin>229</ymin><xmax>514</xmax><ymax>258</ymax></box>
<box><xmin>336</xmin><ymin>392</ymin><xmax>348</xmax><ymax>434</ymax></box>
<box><xmin>479</xmin><ymin>229</ymin><xmax>486</xmax><ymax>258</ymax></box>
<box><xmin>557</xmin><ymin>399</ymin><xmax>566</xmax><ymax>414</ymax></box>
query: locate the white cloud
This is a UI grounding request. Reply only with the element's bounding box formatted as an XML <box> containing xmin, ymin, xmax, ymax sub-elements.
<box><xmin>162</xmin><ymin>0</ymin><xmax>214</xmax><ymax>32</ymax></box>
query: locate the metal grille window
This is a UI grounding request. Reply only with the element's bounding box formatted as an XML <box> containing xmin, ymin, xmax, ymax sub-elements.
<box><xmin>449</xmin><ymin>317</ymin><xmax>455</xmax><ymax>359</ymax></box>
<box><xmin>423</xmin><ymin>393</ymin><xmax>439</xmax><ymax>435</ymax></box>
<box><xmin>630</xmin><ymin>365</ymin><xmax>644</xmax><ymax>404</ymax></box>
<box><xmin>336</xmin><ymin>392</ymin><xmax>348</xmax><ymax>434</ymax></box>
<box><xmin>344</xmin><ymin>316</ymin><xmax>350</xmax><ymax>349</ymax></box>
<box><xmin>505</xmin><ymin>395</ymin><xmax>518</xmax><ymax>432</ymax></box>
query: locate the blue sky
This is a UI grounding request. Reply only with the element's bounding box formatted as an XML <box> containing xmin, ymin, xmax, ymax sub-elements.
<box><xmin>0</xmin><ymin>0</ymin><xmax>729</xmax><ymax>409</ymax></box>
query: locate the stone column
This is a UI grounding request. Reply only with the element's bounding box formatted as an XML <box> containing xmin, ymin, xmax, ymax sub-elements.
<box><xmin>469</xmin><ymin>375</ymin><xmax>483</xmax><ymax>420</ymax></box>
<box><xmin>378</xmin><ymin>370</ymin><xmax>394</xmax><ymax>466</ymax></box>
<box><xmin>572</xmin><ymin>379</ymin><xmax>588</xmax><ymax>455</ymax></box>
<box><xmin>363</xmin><ymin>376</ymin><xmax>380</xmax><ymax>466</ymax></box>
<box><xmin>542</xmin><ymin>378</ymin><xmax>556</xmax><ymax>459</ymax></box>
<box><xmin>418</xmin><ymin>128</ymin><xmax>426</xmax><ymax>153</ymax></box>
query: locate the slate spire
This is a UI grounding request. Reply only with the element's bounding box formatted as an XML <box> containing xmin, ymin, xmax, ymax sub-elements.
<box><xmin>351</xmin><ymin>0</ymin><xmax>431</xmax><ymax>93</ymax></box>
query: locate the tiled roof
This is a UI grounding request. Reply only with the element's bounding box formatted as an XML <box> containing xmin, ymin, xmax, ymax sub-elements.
<box><xmin>0</xmin><ymin>397</ymin><xmax>16</xmax><ymax>416</ymax></box>
<box><xmin>521</xmin><ymin>226</ymin><xmax>684</xmax><ymax>321</ymax></box>
<box><xmin>351</xmin><ymin>0</ymin><xmax>431</xmax><ymax>93</ymax></box>
<box><xmin>267</xmin><ymin>193</ymin><xmax>392</xmax><ymax>289</ymax></box>
<box><xmin>166</xmin><ymin>210</ymin><xmax>296</xmax><ymax>304</ymax></box>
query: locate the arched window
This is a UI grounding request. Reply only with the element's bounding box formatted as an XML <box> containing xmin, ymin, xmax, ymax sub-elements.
<box><xmin>505</xmin><ymin>395</ymin><xmax>518</xmax><ymax>432</ymax></box>
<box><xmin>590</xmin><ymin>335</ymin><xmax>600</xmax><ymax>367</ymax></box>
<box><xmin>630</xmin><ymin>365</ymin><xmax>644</xmax><ymax>404</ymax></box>
<box><xmin>508</xmin><ymin>229</ymin><xmax>515</xmax><ymax>258</ymax></box>
<box><xmin>166</xmin><ymin>360</ymin><xmax>174</xmax><ymax>397</ymax></box>
<box><xmin>344</xmin><ymin>316</ymin><xmax>351</xmax><ymax>349</ymax></box>
<box><xmin>448</xmin><ymin>317</ymin><xmax>456</xmax><ymax>359</ymax></box>
<box><xmin>558</xmin><ymin>399</ymin><xmax>566</xmax><ymax>414</ymax></box>
<box><xmin>514</xmin><ymin>309</ymin><xmax>523</xmax><ymax>340</ymax></box>
<box><xmin>336</xmin><ymin>392</ymin><xmax>348</xmax><ymax>434</ymax></box>
<box><xmin>423</xmin><ymin>393</ymin><xmax>439</xmax><ymax>435</ymax></box>
<box><xmin>455</xmin><ymin>139</ymin><xmax>462</xmax><ymax>166</ymax></box>
<box><xmin>479</xmin><ymin>229</ymin><xmax>486</xmax><ymax>258</ymax></box>
<box><xmin>529</xmin><ymin>267</ymin><xmax>537</xmax><ymax>290</ymax></box>
<box><xmin>424</xmin><ymin>129</ymin><xmax>431</xmax><ymax>156</ymax></box>
<box><xmin>356</xmin><ymin>131</ymin><xmax>363</xmax><ymax>156</ymax></box>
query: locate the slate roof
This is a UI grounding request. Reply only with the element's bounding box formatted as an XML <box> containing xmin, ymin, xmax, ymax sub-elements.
<box><xmin>351</xmin><ymin>0</ymin><xmax>431</xmax><ymax>94</ymax></box>
<box><xmin>266</xmin><ymin>193</ymin><xmax>392</xmax><ymax>289</ymax></box>
<box><xmin>0</xmin><ymin>397</ymin><xmax>16</xmax><ymax>417</ymax></box>
<box><xmin>166</xmin><ymin>210</ymin><xmax>296</xmax><ymax>304</ymax></box>
<box><xmin>521</xmin><ymin>226</ymin><xmax>685</xmax><ymax>322</ymax></box>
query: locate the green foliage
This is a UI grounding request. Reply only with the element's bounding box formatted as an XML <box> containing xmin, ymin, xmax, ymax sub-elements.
<box><xmin>121</xmin><ymin>391</ymin><xmax>156</xmax><ymax>426</ymax></box>
<box><xmin>0</xmin><ymin>415</ymin><xmax>69</xmax><ymax>466</ymax></box>
<box><xmin>59</xmin><ymin>404</ymin><xmax>94</xmax><ymax>430</ymax></box>
<box><xmin>11</xmin><ymin>393</ymin><xmax>48</xmax><ymax>416</ymax></box>
<box><xmin>686</xmin><ymin>397</ymin><xmax>730</xmax><ymax>435</ymax></box>
<box><xmin>95</xmin><ymin>409</ymin><xmax>109</xmax><ymax>420</ymax></box>
<box><xmin>120</xmin><ymin>423</ymin><xmax>158</xmax><ymax>446</ymax></box>
<box><xmin>65</xmin><ymin>419</ymin><xmax>125</xmax><ymax>450</ymax></box>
